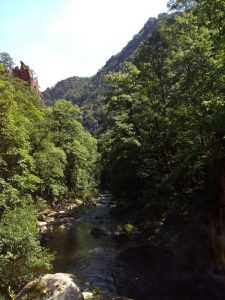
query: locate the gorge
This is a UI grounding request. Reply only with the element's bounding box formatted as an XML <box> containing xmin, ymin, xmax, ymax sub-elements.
<box><xmin>0</xmin><ymin>0</ymin><xmax>225</xmax><ymax>299</ymax></box>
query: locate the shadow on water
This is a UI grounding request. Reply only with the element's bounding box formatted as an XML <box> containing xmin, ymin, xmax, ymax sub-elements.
<box><xmin>45</xmin><ymin>194</ymin><xmax>225</xmax><ymax>300</ymax></box>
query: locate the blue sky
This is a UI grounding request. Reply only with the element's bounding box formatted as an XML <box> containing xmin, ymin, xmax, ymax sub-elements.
<box><xmin>0</xmin><ymin>0</ymin><xmax>168</xmax><ymax>90</ymax></box>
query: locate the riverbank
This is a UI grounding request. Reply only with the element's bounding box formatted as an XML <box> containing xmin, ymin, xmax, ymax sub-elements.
<box><xmin>40</xmin><ymin>194</ymin><xmax>225</xmax><ymax>300</ymax></box>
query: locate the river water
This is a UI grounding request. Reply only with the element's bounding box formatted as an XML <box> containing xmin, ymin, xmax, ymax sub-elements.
<box><xmin>45</xmin><ymin>194</ymin><xmax>225</xmax><ymax>300</ymax></box>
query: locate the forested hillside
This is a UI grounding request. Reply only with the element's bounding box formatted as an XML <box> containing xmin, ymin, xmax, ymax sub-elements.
<box><xmin>43</xmin><ymin>16</ymin><xmax>161</xmax><ymax>132</ymax></box>
<box><xmin>0</xmin><ymin>61</ymin><xmax>99</xmax><ymax>290</ymax></box>
<box><xmin>43</xmin><ymin>0</ymin><xmax>225</xmax><ymax>255</ymax></box>
<box><xmin>100</xmin><ymin>0</ymin><xmax>225</xmax><ymax>262</ymax></box>
<box><xmin>43</xmin><ymin>76</ymin><xmax>90</xmax><ymax>106</ymax></box>
<box><xmin>0</xmin><ymin>0</ymin><xmax>225</xmax><ymax>297</ymax></box>
<box><xmin>91</xmin><ymin>16</ymin><xmax>161</xmax><ymax>82</ymax></box>
<box><xmin>43</xmin><ymin>0</ymin><xmax>225</xmax><ymax>261</ymax></box>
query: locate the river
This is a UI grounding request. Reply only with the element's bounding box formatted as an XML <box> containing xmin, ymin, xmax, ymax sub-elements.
<box><xmin>45</xmin><ymin>194</ymin><xmax>225</xmax><ymax>300</ymax></box>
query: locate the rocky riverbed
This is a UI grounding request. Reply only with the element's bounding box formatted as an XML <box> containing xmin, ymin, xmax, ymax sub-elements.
<box><xmin>25</xmin><ymin>194</ymin><xmax>225</xmax><ymax>300</ymax></box>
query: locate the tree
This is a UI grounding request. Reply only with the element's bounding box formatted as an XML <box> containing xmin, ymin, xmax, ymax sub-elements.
<box><xmin>33</xmin><ymin>141</ymin><xmax>67</xmax><ymax>204</ymax></box>
<box><xmin>0</xmin><ymin>52</ymin><xmax>14</xmax><ymax>70</ymax></box>
<box><xmin>47</xmin><ymin>100</ymin><xmax>99</xmax><ymax>200</ymax></box>
<box><xmin>0</xmin><ymin>62</ymin><xmax>100</xmax><ymax>289</ymax></box>
<box><xmin>100</xmin><ymin>63</ymin><xmax>143</xmax><ymax>198</ymax></box>
<box><xmin>99</xmin><ymin>3</ymin><xmax>225</xmax><ymax>249</ymax></box>
<box><xmin>0</xmin><ymin>207</ymin><xmax>53</xmax><ymax>289</ymax></box>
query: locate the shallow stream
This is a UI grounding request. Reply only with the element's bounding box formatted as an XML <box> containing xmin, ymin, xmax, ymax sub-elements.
<box><xmin>45</xmin><ymin>194</ymin><xmax>225</xmax><ymax>300</ymax></box>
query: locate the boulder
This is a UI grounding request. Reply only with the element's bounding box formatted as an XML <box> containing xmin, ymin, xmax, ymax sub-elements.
<box><xmin>37</xmin><ymin>214</ymin><xmax>56</xmax><ymax>223</ymax></box>
<box><xmin>37</xmin><ymin>221</ymin><xmax>48</xmax><ymax>227</ymax></box>
<box><xmin>68</xmin><ymin>203</ymin><xmax>78</xmax><ymax>210</ymax></box>
<box><xmin>16</xmin><ymin>273</ymin><xmax>84</xmax><ymax>300</ymax></box>
<box><xmin>42</xmin><ymin>208</ymin><xmax>55</xmax><ymax>216</ymax></box>
<box><xmin>82</xmin><ymin>291</ymin><xmax>133</xmax><ymax>300</ymax></box>
<box><xmin>124</xmin><ymin>224</ymin><xmax>135</xmax><ymax>233</ymax></box>
<box><xmin>83</xmin><ymin>292</ymin><xmax>94</xmax><ymax>299</ymax></box>
<box><xmin>37</xmin><ymin>209</ymin><xmax>57</xmax><ymax>221</ymax></box>
<box><xmin>58</xmin><ymin>224</ymin><xmax>66</xmax><ymax>230</ymax></box>
<box><xmin>75</xmin><ymin>199</ymin><xmax>84</xmax><ymax>206</ymax></box>
<box><xmin>58</xmin><ymin>222</ymin><xmax>73</xmax><ymax>230</ymax></box>
<box><xmin>37</xmin><ymin>221</ymin><xmax>48</xmax><ymax>233</ymax></box>
<box><xmin>44</xmin><ymin>216</ymin><xmax>55</xmax><ymax>223</ymax></box>
<box><xmin>48</xmin><ymin>211</ymin><xmax>58</xmax><ymax>217</ymax></box>
<box><xmin>91</xmin><ymin>227</ymin><xmax>111</xmax><ymax>238</ymax></box>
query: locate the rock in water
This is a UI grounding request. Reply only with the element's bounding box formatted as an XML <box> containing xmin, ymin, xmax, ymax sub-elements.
<box><xmin>16</xmin><ymin>273</ymin><xmax>84</xmax><ymax>300</ymax></box>
<box><xmin>124</xmin><ymin>224</ymin><xmax>135</xmax><ymax>232</ymax></box>
<box><xmin>91</xmin><ymin>227</ymin><xmax>111</xmax><ymax>238</ymax></box>
<box><xmin>82</xmin><ymin>291</ymin><xmax>133</xmax><ymax>300</ymax></box>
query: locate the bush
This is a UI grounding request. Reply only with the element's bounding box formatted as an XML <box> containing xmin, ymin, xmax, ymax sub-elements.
<box><xmin>0</xmin><ymin>206</ymin><xmax>54</xmax><ymax>289</ymax></box>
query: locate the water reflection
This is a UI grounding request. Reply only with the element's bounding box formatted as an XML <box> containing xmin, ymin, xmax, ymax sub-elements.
<box><xmin>46</xmin><ymin>195</ymin><xmax>225</xmax><ymax>300</ymax></box>
<box><xmin>46</xmin><ymin>196</ymin><xmax>119</xmax><ymax>294</ymax></box>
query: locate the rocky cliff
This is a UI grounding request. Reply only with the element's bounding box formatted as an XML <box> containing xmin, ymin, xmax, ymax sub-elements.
<box><xmin>12</xmin><ymin>61</ymin><xmax>42</xmax><ymax>97</ymax></box>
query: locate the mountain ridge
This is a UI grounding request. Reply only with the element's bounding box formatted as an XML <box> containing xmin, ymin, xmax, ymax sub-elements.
<box><xmin>43</xmin><ymin>14</ymin><xmax>165</xmax><ymax>132</ymax></box>
<box><xmin>43</xmin><ymin>15</ymin><xmax>163</xmax><ymax>104</ymax></box>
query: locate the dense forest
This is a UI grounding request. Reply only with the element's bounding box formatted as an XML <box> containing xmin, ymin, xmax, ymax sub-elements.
<box><xmin>43</xmin><ymin>76</ymin><xmax>91</xmax><ymax>106</ymax></box>
<box><xmin>101</xmin><ymin>0</ymin><xmax>225</xmax><ymax>224</ymax></box>
<box><xmin>0</xmin><ymin>58</ymin><xmax>99</xmax><ymax>290</ymax></box>
<box><xmin>99</xmin><ymin>0</ymin><xmax>225</xmax><ymax>266</ymax></box>
<box><xmin>0</xmin><ymin>0</ymin><xmax>225</xmax><ymax>297</ymax></box>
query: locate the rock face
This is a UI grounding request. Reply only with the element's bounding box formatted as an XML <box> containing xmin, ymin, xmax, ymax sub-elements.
<box><xmin>12</xmin><ymin>61</ymin><xmax>42</xmax><ymax>96</ymax></box>
<box><xmin>16</xmin><ymin>273</ymin><xmax>84</xmax><ymax>300</ymax></box>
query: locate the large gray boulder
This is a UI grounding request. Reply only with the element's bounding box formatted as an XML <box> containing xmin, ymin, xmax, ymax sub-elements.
<box><xmin>16</xmin><ymin>273</ymin><xmax>84</xmax><ymax>300</ymax></box>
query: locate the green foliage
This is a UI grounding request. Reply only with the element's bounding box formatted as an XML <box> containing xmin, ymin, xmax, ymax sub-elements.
<box><xmin>0</xmin><ymin>76</ymin><xmax>33</xmax><ymax>190</ymax></box>
<box><xmin>0</xmin><ymin>206</ymin><xmax>53</xmax><ymax>289</ymax></box>
<box><xmin>7</xmin><ymin>286</ymin><xmax>16</xmax><ymax>300</ymax></box>
<box><xmin>1</xmin><ymin>0</ymin><xmax>223</xmax><ymax>285</ymax></box>
<box><xmin>0</xmin><ymin>64</ymin><xmax>5</xmax><ymax>72</ymax></box>
<box><xmin>33</xmin><ymin>141</ymin><xmax>67</xmax><ymax>203</ymax></box>
<box><xmin>0</xmin><ymin>52</ymin><xmax>14</xmax><ymax>70</ymax></box>
<box><xmin>100</xmin><ymin>2</ymin><xmax>225</xmax><ymax>243</ymax></box>
<box><xmin>0</xmin><ymin>73</ymin><xmax>99</xmax><ymax>205</ymax></box>
<box><xmin>43</xmin><ymin>76</ymin><xmax>91</xmax><ymax>106</ymax></box>
<box><xmin>0</xmin><ymin>63</ymin><xmax>99</xmax><ymax>288</ymax></box>
<box><xmin>48</xmin><ymin>100</ymin><xmax>99</xmax><ymax>200</ymax></box>
<box><xmin>0</xmin><ymin>179</ymin><xmax>20</xmax><ymax>217</ymax></box>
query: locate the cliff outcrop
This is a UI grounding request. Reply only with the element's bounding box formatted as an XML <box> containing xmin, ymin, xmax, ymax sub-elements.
<box><xmin>12</xmin><ymin>61</ymin><xmax>42</xmax><ymax>97</ymax></box>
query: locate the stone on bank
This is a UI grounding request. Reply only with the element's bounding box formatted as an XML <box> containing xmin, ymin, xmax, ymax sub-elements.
<box><xmin>16</xmin><ymin>273</ymin><xmax>84</xmax><ymax>300</ymax></box>
<box><xmin>16</xmin><ymin>273</ymin><xmax>134</xmax><ymax>300</ymax></box>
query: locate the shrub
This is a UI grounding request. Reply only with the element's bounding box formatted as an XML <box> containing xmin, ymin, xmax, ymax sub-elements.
<box><xmin>0</xmin><ymin>206</ymin><xmax>54</xmax><ymax>289</ymax></box>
